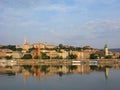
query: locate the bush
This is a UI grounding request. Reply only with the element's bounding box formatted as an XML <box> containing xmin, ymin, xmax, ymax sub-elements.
<box><xmin>90</xmin><ymin>54</ymin><xmax>98</xmax><ymax>59</ymax></box>
<box><xmin>34</xmin><ymin>55</ymin><xmax>40</xmax><ymax>59</ymax></box>
<box><xmin>105</xmin><ymin>55</ymin><xmax>112</xmax><ymax>59</ymax></box>
<box><xmin>5</xmin><ymin>56</ymin><xmax>12</xmax><ymax>60</ymax></box>
<box><xmin>67</xmin><ymin>54</ymin><xmax>77</xmax><ymax>59</ymax></box>
<box><xmin>22</xmin><ymin>54</ymin><xmax>32</xmax><ymax>59</ymax></box>
<box><xmin>41</xmin><ymin>53</ymin><xmax>50</xmax><ymax>59</ymax></box>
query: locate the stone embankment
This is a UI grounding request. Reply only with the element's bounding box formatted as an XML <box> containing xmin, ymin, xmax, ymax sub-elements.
<box><xmin>17</xmin><ymin>59</ymin><xmax>120</xmax><ymax>66</ymax></box>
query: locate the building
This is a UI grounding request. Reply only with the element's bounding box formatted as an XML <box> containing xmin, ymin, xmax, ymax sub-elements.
<box><xmin>0</xmin><ymin>49</ymin><xmax>13</xmax><ymax>58</ymax></box>
<box><xmin>22</xmin><ymin>37</ymin><xmax>32</xmax><ymax>53</ymax></box>
<box><xmin>104</xmin><ymin>44</ymin><xmax>109</xmax><ymax>56</ymax></box>
<box><xmin>46</xmin><ymin>45</ymin><xmax>56</xmax><ymax>49</ymax></box>
<box><xmin>32</xmin><ymin>43</ymin><xmax>45</xmax><ymax>49</ymax></box>
<box><xmin>58</xmin><ymin>50</ymin><xmax>68</xmax><ymax>59</ymax></box>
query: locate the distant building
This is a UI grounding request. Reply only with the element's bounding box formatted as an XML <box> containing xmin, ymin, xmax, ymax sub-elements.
<box><xmin>16</xmin><ymin>45</ymin><xmax>22</xmax><ymax>49</ymax></box>
<box><xmin>12</xmin><ymin>52</ymin><xmax>23</xmax><ymax>59</ymax></box>
<box><xmin>58</xmin><ymin>50</ymin><xmax>68</xmax><ymax>59</ymax></box>
<box><xmin>46</xmin><ymin>45</ymin><xmax>56</xmax><ymax>49</ymax></box>
<box><xmin>32</xmin><ymin>43</ymin><xmax>45</xmax><ymax>49</ymax></box>
<box><xmin>46</xmin><ymin>50</ymin><xmax>58</xmax><ymax>59</ymax></box>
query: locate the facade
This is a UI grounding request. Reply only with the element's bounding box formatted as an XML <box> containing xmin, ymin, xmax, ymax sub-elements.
<box><xmin>46</xmin><ymin>50</ymin><xmax>58</xmax><ymax>59</ymax></box>
<box><xmin>0</xmin><ymin>49</ymin><xmax>23</xmax><ymax>59</ymax></box>
<box><xmin>46</xmin><ymin>45</ymin><xmax>56</xmax><ymax>49</ymax></box>
<box><xmin>58</xmin><ymin>50</ymin><xmax>69</xmax><ymax>59</ymax></box>
<box><xmin>0</xmin><ymin>49</ymin><xmax>13</xmax><ymax>57</ymax></box>
<box><xmin>33</xmin><ymin>43</ymin><xmax>45</xmax><ymax>49</ymax></box>
<box><xmin>12</xmin><ymin>52</ymin><xmax>23</xmax><ymax>59</ymax></box>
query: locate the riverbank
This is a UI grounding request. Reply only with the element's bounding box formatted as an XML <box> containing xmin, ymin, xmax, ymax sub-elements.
<box><xmin>16</xmin><ymin>59</ymin><xmax>120</xmax><ymax>66</ymax></box>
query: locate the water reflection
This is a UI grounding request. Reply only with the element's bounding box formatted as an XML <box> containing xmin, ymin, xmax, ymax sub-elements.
<box><xmin>1</xmin><ymin>62</ymin><xmax>120</xmax><ymax>82</ymax></box>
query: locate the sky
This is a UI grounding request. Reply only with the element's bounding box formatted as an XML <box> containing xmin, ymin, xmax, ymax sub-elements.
<box><xmin>0</xmin><ymin>0</ymin><xmax>120</xmax><ymax>48</ymax></box>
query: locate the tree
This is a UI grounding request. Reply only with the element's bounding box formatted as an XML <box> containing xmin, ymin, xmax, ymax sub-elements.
<box><xmin>105</xmin><ymin>55</ymin><xmax>112</xmax><ymax>59</ymax></box>
<box><xmin>59</xmin><ymin>44</ymin><xmax>63</xmax><ymax>49</ymax></box>
<box><xmin>16</xmin><ymin>48</ymin><xmax>23</xmax><ymax>51</ymax></box>
<box><xmin>90</xmin><ymin>54</ymin><xmax>98</xmax><ymax>59</ymax></box>
<box><xmin>28</xmin><ymin>47</ymin><xmax>35</xmax><ymax>53</ymax></box>
<box><xmin>22</xmin><ymin>54</ymin><xmax>32</xmax><ymax>59</ymax></box>
<box><xmin>54</xmin><ymin>56</ymin><xmax>63</xmax><ymax>59</ymax></box>
<box><xmin>5</xmin><ymin>56</ymin><xmax>12</xmax><ymax>60</ymax></box>
<box><xmin>41</xmin><ymin>53</ymin><xmax>50</xmax><ymax>59</ymax></box>
<box><xmin>1</xmin><ymin>45</ymin><xmax>16</xmax><ymax>51</ymax></box>
<box><xmin>34</xmin><ymin>55</ymin><xmax>40</xmax><ymax>59</ymax></box>
<box><xmin>68</xmin><ymin>54</ymin><xmax>77</xmax><ymax>59</ymax></box>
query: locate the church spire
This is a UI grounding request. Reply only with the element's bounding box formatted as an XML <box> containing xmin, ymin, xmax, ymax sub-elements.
<box><xmin>104</xmin><ymin>44</ymin><xmax>108</xmax><ymax>49</ymax></box>
<box><xmin>24</xmin><ymin>37</ymin><xmax>27</xmax><ymax>45</ymax></box>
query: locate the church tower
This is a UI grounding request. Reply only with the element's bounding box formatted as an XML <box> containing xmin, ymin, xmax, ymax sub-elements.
<box><xmin>105</xmin><ymin>67</ymin><xmax>109</xmax><ymax>79</ymax></box>
<box><xmin>24</xmin><ymin>37</ymin><xmax>27</xmax><ymax>45</ymax></box>
<box><xmin>22</xmin><ymin>37</ymin><xmax>31</xmax><ymax>53</ymax></box>
<box><xmin>104</xmin><ymin>44</ymin><xmax>108</xmax><ymax>56</ymax></box>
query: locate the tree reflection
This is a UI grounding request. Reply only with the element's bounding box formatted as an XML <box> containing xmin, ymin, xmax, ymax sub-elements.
<box><xmin>0</xmin><ymin>63</ymin><xmax>120</xmax><ymax>81</ymax></box>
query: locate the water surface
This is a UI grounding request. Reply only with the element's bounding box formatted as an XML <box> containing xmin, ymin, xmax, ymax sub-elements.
<box><xmin>0</xmin><ymin>65</ymin><xmax>120</xmax><ymax>90</ymax></box>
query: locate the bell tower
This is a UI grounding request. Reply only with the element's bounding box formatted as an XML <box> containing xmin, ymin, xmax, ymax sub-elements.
<box><xmin>104</xmin><ymin>44</ymin><xmax>108</xmax><ymax>56</ymax></box>
<box><xmin>24</xmin><ymin>37</ymin><xmax>27</xmax><ymax>45</ymax></box>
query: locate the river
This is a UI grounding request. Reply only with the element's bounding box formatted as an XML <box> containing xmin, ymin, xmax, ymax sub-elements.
<box><xmin>0</xmin><ymin>64</ymin><xmax>120</xmax><ymax>90</ymax></box>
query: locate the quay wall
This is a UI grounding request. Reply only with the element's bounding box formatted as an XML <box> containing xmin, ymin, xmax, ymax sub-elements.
<box><xmin>16</xmin><ymin>59</ymin><xmax>120</xmax><ymax>66</ymax></box>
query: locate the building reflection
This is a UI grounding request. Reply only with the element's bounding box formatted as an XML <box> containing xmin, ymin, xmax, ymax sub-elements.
<box><xmin>1</xmin><ymin>63</ymin><xmax>120</xmax><ymax>82</ymax></box>
<box><xmin>105</xmin><ymin>67</ymin><xmax>109</xmax><ymax>79</ymax></box>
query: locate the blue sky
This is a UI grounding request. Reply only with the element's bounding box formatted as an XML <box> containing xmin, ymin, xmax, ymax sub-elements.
<box><xmin>0</xmin><ymin>0</ymin><xmax>120</xmax><ymax>48</ymax></box>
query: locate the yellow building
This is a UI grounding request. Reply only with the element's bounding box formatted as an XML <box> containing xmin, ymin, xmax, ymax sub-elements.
<box><xmin>32</xmin><ymin>43</ymin><xmax>45</xmax><ymax>49</ymax></box>
<box><xmin>104</xmin><ymin>44</ymin><xmax>108</xmax><ymax>56</ymax></box>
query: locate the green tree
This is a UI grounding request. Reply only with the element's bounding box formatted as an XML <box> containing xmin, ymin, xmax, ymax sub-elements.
<box><xmin>41</xmin><ymin>53</ymin><xmax>50</xmax><ymax>59</ymax></box>
<box><xmin>34</xmin><ymin>55</ymin><xmax>40</xmax><ymax>59</ymax></box>
<box><xmin>22</xmin><ymin>54</ymin><xmax>32</xmax><ymax>59</ymax></box>
<box><xmin>105</xmin><ymin>55</ymin><xmax>112</xmax><ymax>59</ymax></box>
<box><xmin>54</xmin><ymin>56</ymin><xmax>63</xmax><ymax>59</ymax></box>
<box><xmin>59</xmin><ymin>44</ymin><xmax>64</xmax><ymax>49</ymax></box>
<box><xmin>90</xmin><ymin>54</ymin><xmax>98</xmax><ymax>59</ymax></box>
<box><xmin>5</xmin><ymin>56</ymin><xmax>12</xmax><ymax>60</ymax></box>
<box><xmin>1</xmin><ymin>45</ymin><xmax>16</xmax><ymax>51</ymax></box>
<box><xmin>16</xmin><ymin>48</ymin><xmax>23</xmax><ymax>51</ymax></box>
<box><xmin>68</xmin><ymin>54</ymin><xmax>77</xmax><ymax>59</ymax></box>
<box><xmin>28</xmin><ymin>47</ymin><xmax>35</xmax><ymax>53</ymax></box>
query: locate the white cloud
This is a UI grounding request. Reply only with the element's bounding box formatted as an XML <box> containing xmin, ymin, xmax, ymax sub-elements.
<box><xmin>79</xmin><ymin>19</ymin><xmax>120</xmax><ymax>31</ymax></box>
